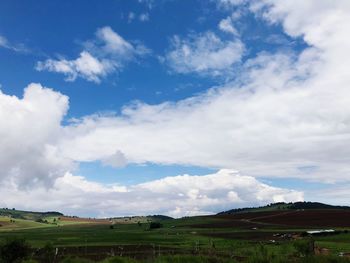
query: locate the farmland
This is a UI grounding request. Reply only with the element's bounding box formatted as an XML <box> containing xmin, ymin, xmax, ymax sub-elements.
<box><xmin>1</xmin><ymin>202</ymin><xmax>350</xmax><ymax>262</ymax></box>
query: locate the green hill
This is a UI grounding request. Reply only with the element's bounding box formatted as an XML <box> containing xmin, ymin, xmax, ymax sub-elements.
<box><xmin>0</xmin><ymin>208</ymin><xmax>63</xmax><ymax>221</ymax></box>
<box><xmin>218</xmin><ymin>201</ymin><xmax>350</xmax><ymax>215</ymax></box>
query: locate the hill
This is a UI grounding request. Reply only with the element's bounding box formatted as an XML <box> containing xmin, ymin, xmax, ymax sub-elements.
<box><xmin>0</xmin><ymin>208</ymin><xmax>63</xmax><ymax>221</ymax></box>
<box><xmin>218</xmin><ymin>201</ymin><xmax>350</xmax><ymax>215</ymax></box>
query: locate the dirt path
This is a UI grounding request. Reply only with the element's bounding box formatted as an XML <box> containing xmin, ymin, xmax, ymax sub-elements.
<box><xmin>237</xmin><ymin>211</ymin><xmax>301</xmax><ymax>228</ymax></box>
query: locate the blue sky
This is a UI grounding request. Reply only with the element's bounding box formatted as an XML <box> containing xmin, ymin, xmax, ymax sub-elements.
<box><xmin>1</xmin><ymin>0</ymin><xmax>349</xmax><ymax>217</ymax></box>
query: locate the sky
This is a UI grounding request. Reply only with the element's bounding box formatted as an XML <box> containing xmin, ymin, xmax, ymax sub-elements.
<box><xmin>0</xmin><ymin>0</ymin><xmax>349</xmax><ymax>218</ymax></box>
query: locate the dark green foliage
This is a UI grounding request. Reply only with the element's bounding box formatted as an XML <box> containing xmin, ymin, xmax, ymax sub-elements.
<box><xmin>41</xmin><ymin>242</ymin><xmax>55</xmax><ymax>263</ymax></box>
<box><xmin>246</xmin><ymin>244</ymin><xmax>286</xmax><ymax>263</ymax></box>
<box><xmin>290</xmin><ymin>202</ymin><xmax>350</xmax><ymax>210</ymax></box>
<box><xmin>149</xmin><ymin>222</ymin><xmax>162</xmax><ymax>229</ymax></box>
<box><xmin>0</xmin><ymin>238</ymin><xmax>31</xmax><ymax>263</ymax></box>
<box><xmin>152</xmin><ymin>255</ymin><xmax>237</xmax><ymax>263</ymax></box>
<box><xmin>218</xmin><ymin>201</ymin><xmax>350</xmax><ymax>215</ymax></box>
<box><xmin>35</xmin><ymin>218</ymin><xmax>44</xmax><ymax>223</ymax></box>
<box><xmin>0</xmin><ymin>208</ymin><xmax>63</xmax><ymax>221</ymax></box>
<box><xmin>60</xmin><ymin>256</ymin><xmax>94</xmax><ymax>263</ymax></box>
<box><xmin>148</xmin><ymin>215</ymin><xmax>173</xmax><ymax>220</ymax></box>
<box><xmin>102</xmin><ymin>256</ymin><xmax>139</xmax><ymax>263</ymax></box>
<box><xmin>293</xmin><ymin>239</ymin><xmax>314</xmax><ymax>257</ymax></box>
<box><xmin>300</xmin><ymin>256</ymin><xmax>350</xmax><ymax>263</ymax></box>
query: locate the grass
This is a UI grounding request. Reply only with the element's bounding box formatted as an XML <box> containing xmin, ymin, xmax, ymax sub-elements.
<box><xmin>1</xmin><ymin>210</ymin><xmax>350</xmax><ymax>262</ymax></box>
<box><xmin>0</xmin><ymin>216</ymin><xmax>52</xmax><ymax>230</ymax></box>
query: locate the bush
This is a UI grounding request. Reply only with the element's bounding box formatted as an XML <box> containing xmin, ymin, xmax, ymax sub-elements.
<box><xmin>60</xmin><ymin>257</ymin><xmax>94</xmax><ymax>263</ymax></box>
<box><xmin>152</xmin><ymin>255</ymin><xmax>236</xmax><ymax>263</ymax></box>
<box><xmin>0</xmin><ymin>238</ymin><xmax>32</xmax><ymax>263</ymax></box>
<box><xmin>246</xmin><ymin>244</ymin><xmax>285</xmax><ymax>263</ymax></box>
<box><xmin>149</xmin><ymin>222</ymin><xmax>162</xmax><ymax>230</ymax></box>
<box><xmin>102</xmin><ymin>256</ymin><xmax>139</xmax><ymax>263</ymax></box>
<box><xmin>300</xmin><ymin>255</ymin><xmax>350</xmax><ymax>263</ymax></box>
<box><xmin>293</xmin><ymin>239</ymin><xmax>314</xmax><ymax>257</ymax></box>
<box><xmin>36</xmin><ymin>218</ymin><xmax>44</xmax><ymax>223</ymax></box>
<box><xmin>41</xmin><ymin>242</ymin><xmax>55</xmax><ymax>263</ymax></box>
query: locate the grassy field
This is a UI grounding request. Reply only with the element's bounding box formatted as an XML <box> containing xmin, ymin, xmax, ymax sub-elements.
<box><xmin>1</xmin><ymin>207</ymin><xmax>350</xmax><ymax>262</ymax></box>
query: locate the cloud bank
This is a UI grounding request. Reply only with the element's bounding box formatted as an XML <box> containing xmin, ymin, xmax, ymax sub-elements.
<box><xmin>1</xmin><ymin>0</ymin><xmax>350</xmax><ymax>216</ymax></box>
<box><xmin>57</xmin><ymin>0</ymin><xmax>350</xmax><ymax>183</ymax></box>
<box><xmin>0</xmin><ymin>169</ymin><xmax>302</xmax><ymax>218</ymax></box>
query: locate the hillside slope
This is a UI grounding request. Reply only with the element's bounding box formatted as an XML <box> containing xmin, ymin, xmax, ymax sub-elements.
<box><xmin>0</xmin><ymin>208</ymin><xmax>63</xmax><ymax>221</ymax></box>
<box><xmin>218</xmin><ymin>201</ymin><xmax>350</xmax><ymax>215</ymax></box>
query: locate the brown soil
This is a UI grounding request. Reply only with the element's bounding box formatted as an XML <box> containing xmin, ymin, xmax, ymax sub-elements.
<box><xmin>59</xmin><ymin>216</ymin><xmax>109</xmax><ymax>224</ymax></box>
<box><xmin>243</xmin><ymin>210</ymin><xmax>350</xmax><ymax>227</ymax></box>
<box><xmin>0</xmin><ymin>221</ymin><xmax>11</xmax><ymax>227</ymax></box>
<box><xmin>206</xmin><ymin>209</ymin><xmax>350</xmax><ymax>228</ymax></box>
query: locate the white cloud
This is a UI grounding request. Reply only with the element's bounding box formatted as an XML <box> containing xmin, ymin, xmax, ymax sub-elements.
<box><xmin>128</xmin><ymin>12</ymin><xmax>135</xmax><ymax>23</ymax></box>
<box><xmin>101</xmin><ymin>150</ymin><xmax>128</xmax><ymax>168</ymax></box>
<box><xmin>164</xmin><ymin>31</ymin><xmax>244</xmax><ymax>76</ymax></box>
<box><xmin>138</xmin><ymin>0</ymin><xmax>154</xmax><ymax>10</ymax></box>
<box><xmin>36</xmin><ymin>51</ymin><xmax>114</xmax><ymax>83</ymax></box>
<box><xmin>36</xmin><ymin>27</ymin><xmax>149</xmax><ymax>83</ymax></box>
<box><xmin>0</xmin><ymin>35</ymin><xmax>28</xmax><ymax>53</ymax></box>
<box><xmin>2</xmin><ymin>1</ymin><xmax>350</xmax><ymax>216</ymax></box>
<box><xmin>0</xmin><ymin>35</ymin><xmax>8</xmax><ymax>48</ymax></box>
<box><xmin>0</xmin><ymin>83</ymin><xmax>72</xmax><ymax>188</ymax></box>
<box><xmin>0</xmin><ymin>169</ymin><xmax>303</xmax><ymax>217</ymax></box>
<box><xmin>139</xmin><ymin>13</ymin><xmax>150</xmax><ymax>22</ymax></box>
<box><xmin>217</xmin><ymin>0</ymin><xmax>248</xmax><ymax>9</ymax></box>
<box><xmin>219</xmin><ymin>16</ymin><xmax>239</xmax><ymax>36</ymax></box>
<box><xmin>95</xmin><ymin>27</ymin><xmax>135</xmax><ymax>56</ymax></box>
<box><xmin>56</xmin><ymin>1</ymin><xmax>350</xmax><ymax>183</ymax></box>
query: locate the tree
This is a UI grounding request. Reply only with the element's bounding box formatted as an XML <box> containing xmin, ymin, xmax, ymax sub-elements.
<box><xmin>41</xmin><ymin>242</ymin><xmax>55</xmax><ymax>263</ymax></box>
<box><xmin>293</xmin><ymin>239</ymin><xmax>314</xmax><ymax>257</ymax></box>
<box><xmin>0</xmin><ymin>238</ymin><xmax>31</xmax><ymax>263</ymax></box>
<box><xmin>149</xmin><ymin>222</ymin><xmax>162</xmax><ymax>230</ymax></box>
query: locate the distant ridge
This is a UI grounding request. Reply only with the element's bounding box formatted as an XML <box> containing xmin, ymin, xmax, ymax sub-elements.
<box><xmin>218</xmin><ymin>201</ymin><xmax>350</xmax><ymax>215</ymax></box>
<box><xmin>148</xmin><ymin>215</ymin><xmax>173</xmax><ymax>220</ymax></box>
<box><xmin>0</xmin><ymin>208</ymin><xmax>63</xmax><ymax>220</ymax></box>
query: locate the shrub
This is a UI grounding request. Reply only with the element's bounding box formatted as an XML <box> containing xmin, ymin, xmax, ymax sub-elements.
<box><xmin>60</xmin><ymin>257</ymin><xmax>94</xmax><ymax>263</ymax></box>
<box><xmin>102</xmin><ymin>256</ymin><xmax>139</xmax><ymax>263</ymax></box>
<box><xmin>41</xmin><ymin>242</ymin><xmax>55</xmax><ymax>263</ymax></box>
<box><xmin>149</xmin><ymin>222</ymin><xmax>162</xmax><ymax>230</ymax></box>
<box><xmin>300</xmin><ymin>255</ymin><xmax>350</xmax><ymax>263</ymax></box>
<box><xmin>152</xmin><ymin>255</ymin><xmax>237</xmax><ymax>263</ymax></box>
<box><xmin>0</xmin><ymin>238</ymin><xmax>31</xmax><ymax>263</ymax></box>
<box><xmin>246</xmin><ymin>244</ymin><xmax>285</xmax><ymax>263</ymax></box>
<box><xmin>293</xmin><ymin>239</ymin><xmax>314</xmax><ymax>257</ymax></box>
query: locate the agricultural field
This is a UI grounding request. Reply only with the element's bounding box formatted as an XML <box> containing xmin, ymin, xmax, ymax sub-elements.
<box><xmin>1</xmin><ymin>202</ymin><xmax>350</xmax><ymax>262</ymax></box>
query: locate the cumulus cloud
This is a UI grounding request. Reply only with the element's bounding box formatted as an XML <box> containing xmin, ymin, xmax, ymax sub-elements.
<box><xmin>55</xmin><ymin>1</ymin><xmax>350</xmax><ymax>183</ymax></box>
<box><xmin>0</xmin><ymin>83</ymin><xmax>72</xmax><ymax>188</ymax></box>
<box><xmin>164</xmin><ymin>31</ymin><xmax>244</xmax><ymax>76</ymax></box>
<box><xmin>36</xmin><ymin>27</ymin><xmax>149</xmax><ymax>83</ymax></box>
<box><xmin>2</xmin><ymin>1</ymin><xmax>350</xmax><ymax>215</ymax></box>
<box><xmin>101</xmin><ymin>150</ymin><xmax>128</xmax><ymax>168</ymax></box>
<box><xmin>0</xmin><ymin>169</ymin><xmax>303</xmax><ymax>217</ymax></box>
